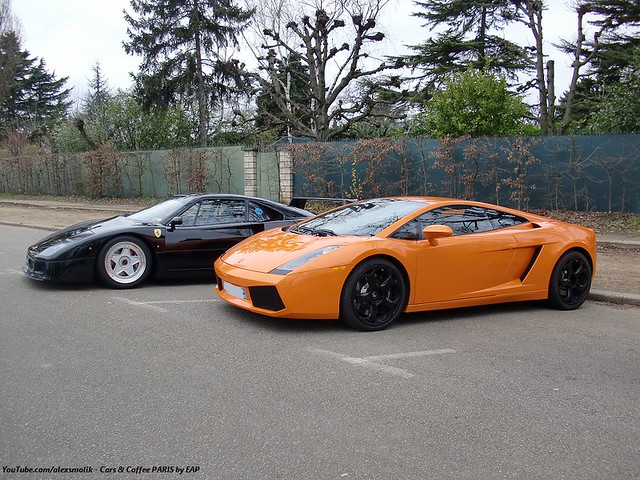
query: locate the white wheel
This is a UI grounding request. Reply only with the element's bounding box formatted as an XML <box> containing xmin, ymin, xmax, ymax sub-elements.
<box><xmin>98</xmin><ymin>236</ymin><xmax>151</xmax><ymax>288</ymax></box>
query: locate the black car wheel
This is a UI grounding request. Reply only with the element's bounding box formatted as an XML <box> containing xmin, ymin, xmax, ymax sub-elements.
<box><xmin>97</xmin><ymin>236</ymin><xmax>152</xmax><ymax>288</ymax></box>
<box><xmin>548</xmin><ymin>251</ymin><xmax>592</xmax><ymax>310</ymax></box>
<box><xmin>340</xmin><ymin>258</ymin><xmax>407</xmax><ymax>331</ymax></box>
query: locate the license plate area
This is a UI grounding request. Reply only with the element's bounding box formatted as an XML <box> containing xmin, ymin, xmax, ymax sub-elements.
<box><xmin>224</xmin><ymin>281</ymin><xmax>246</xmax><ymax>300</ymax></box>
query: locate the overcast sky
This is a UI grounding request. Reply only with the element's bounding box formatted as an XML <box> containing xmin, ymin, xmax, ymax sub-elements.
<box><xmin>11</xmin><ymin>0</ymin><xmax>578</xmax><ymax>106</ymax></box>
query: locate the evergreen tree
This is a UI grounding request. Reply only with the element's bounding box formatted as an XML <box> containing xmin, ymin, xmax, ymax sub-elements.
<box><xmin>0</xmin><ymin>29</ymin><xmax>20</xmax><ymax>111</ymax></box>
<box><xmin>124</xmin><ymin>0</ymin><xmax>254</xmax><ymax>147</ymax></box>
<box><xmin>83</xmin><ymin>62</ymin><xmax>111</xmax><ymax>121</ymax></box>
<box><xmin>586</xmin><ymin>51</ymin><xmax>640</xmax><ymax>134</ymax></box>
<box><xmin>0</xmin><ymin>0</ymin><xmax>20</xmax><ymax>116</ymax></box>
<box><xmin>0</xmin><ymin>44</ymin><xmax>72</xmax><ymax>137</ymax></box>
<box><xmin>556</xmin><ymin>0</ymin><xmax>640</xmax><ymax>132</ymax></box>
<box><xmin>76</xmin><ymin>62</ymin><xmax>113</xmax><ymax>146</ymax></box>
<box><xmin>403</xmin><ymin>0</ymin><xmax>532</xmax><ymax>97</ymax></box>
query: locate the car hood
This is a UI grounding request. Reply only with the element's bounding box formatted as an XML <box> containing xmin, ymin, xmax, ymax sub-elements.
<box><xmin>220</xmin><ymin>227</ymin><xmax>366</xmax><ymax>273</ymax></box>
<box><xmin>28</xmin><ymin>215</ymin><xmax>147</xmax><ymax>255</ymax></box>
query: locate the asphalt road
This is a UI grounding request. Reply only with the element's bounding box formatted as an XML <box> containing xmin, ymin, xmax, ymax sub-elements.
<box><xmin>1</xmin><ymin>226</ymin><xmax>639</xmax><ymax>479</ymax></box>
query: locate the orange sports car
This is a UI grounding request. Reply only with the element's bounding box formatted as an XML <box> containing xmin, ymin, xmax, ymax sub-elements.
<box><xmin>214</xmin><ymin>197</ymin><xmax>596</xmax><ymax>331</ymax></box>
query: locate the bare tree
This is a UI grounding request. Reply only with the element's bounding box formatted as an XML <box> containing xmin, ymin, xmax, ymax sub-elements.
<box><xmin>512</xmin><ymin>0</ymin><xmax>551</xmax><ymax>134</ymax></box>
<box><xmin>556</xmin><ymin>1</ymin><xmax>606</xmax><ymax>134</ymax></box>
<box><xmin>240</xmin><ymin>0</ymin><xmax>403</xmax><ymax>141</ymax></box>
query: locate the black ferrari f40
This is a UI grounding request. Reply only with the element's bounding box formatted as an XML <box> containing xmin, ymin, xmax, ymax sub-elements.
<box><xmin>24</xmin><ymin>194</ymin><xmax>314</xmax><ymax>288</ymax></box>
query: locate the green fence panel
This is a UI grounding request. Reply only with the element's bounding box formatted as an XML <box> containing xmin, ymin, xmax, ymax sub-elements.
<box><xmin>0</xmin><ymin>146</ymin><xmax>245</xmax><ymax>199</ymax></box>
<box><xmin>256</xmin><ymin>149</ymin><xmax>279</xmax><ymax>201</ymax></box>
<box><xmin>291</xmin><ymin>135</ymin><xmax>640</xmax><ymax>213</ymax></box>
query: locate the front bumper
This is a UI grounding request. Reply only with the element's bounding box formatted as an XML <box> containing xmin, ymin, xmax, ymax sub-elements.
<box><xmin>214</xmin><ymin>259</ymin><xmax>349</xmax><ymax>320</ymax></box>
<box><xmin>24</xmin><ymin>254</ymin><xmax>95</xmax><ymax>283</ymax></box>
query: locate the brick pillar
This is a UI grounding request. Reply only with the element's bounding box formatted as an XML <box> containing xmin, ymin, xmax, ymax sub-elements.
<box><xmin>278</xmin><ymin>148</ymin><xmax>294</xmax><ymax>204</ymax></box>
<box><xmin>243</xmin><ymin>148</ymin><xmax>258</xmax><ymax>197</ymax></box>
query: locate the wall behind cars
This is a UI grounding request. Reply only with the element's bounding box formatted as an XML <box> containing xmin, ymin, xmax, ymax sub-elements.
<box><xmin>291</xmin><ymin>135</ymin><xmax>640</xmax><ymax>213</ymax></box>
<box><xmin>1</xmin><ymin>134</ymin><xmax>638</xmax><ymax>213</ymax></box>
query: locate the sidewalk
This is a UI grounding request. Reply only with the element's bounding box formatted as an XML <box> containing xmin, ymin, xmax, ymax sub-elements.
<box><xmin>0</xmin><ymin>197</ymin><xmax>144</xmax><ymax>213</ymax></box>
<box><xmin>2</xmin><ymin>198</ymin><xmax>639</xmax><ymax>307</ymax></box>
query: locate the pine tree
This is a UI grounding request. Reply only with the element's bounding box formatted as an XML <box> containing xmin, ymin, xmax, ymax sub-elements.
<box><xmin>403</xmin><ymin>0</ymin><xmax>532</xmax><ymax>96</ymax></box>
<box><xmin>83</xmin><ymin>62</ymin><xmax>111</xmax><ymax>121</ymax></box>
<box><xmin>75</xmin><ymin>62</ymin><xmax>113</xmax><ymax>146</ymax></box>
<box><xmin>124</xmin><ymin>0</ymin><xmax>254</xmax><ymax>147</ymax></box>
<box><xmin>0</xmin><ymin>29</ymin><xmax>20</xmax><ymax>110</ymax></box>
<box><xmin>556</xmin><ymin>0</ymin><xmax>640</xmax><ymax>132</ymax></box>
<box><xmin>0</xmin><ymin>0</ymin><xmax>20</xmax><ymax>111</ymax></box>
<box><xmin>0</xmin><ymin>44</ymin><xmax>72</xmax><ymax>137</ymax></box>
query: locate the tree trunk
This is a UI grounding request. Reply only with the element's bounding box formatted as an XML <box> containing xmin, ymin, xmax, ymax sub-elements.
<box><xmin>516</xmin><ymin>1</ymin><xmax>549</xmax><ymax>135</ymax></box>
<box><xmin>193</xmin><ymin>0</ymin><xmax>208</xmax><ymax>147</ymax></box>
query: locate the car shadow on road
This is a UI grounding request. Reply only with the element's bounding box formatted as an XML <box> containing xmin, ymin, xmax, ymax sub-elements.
<box><xmin>216</xmin><ymin>300</ymin><xmax>547</xmax><ymax>334</ymax></box>
<box><xmin>20</xmin><ymin>275</ymin><xmax>215</xmax><ymax>291</ymax></box>
<box><xmin>401</xmin><ymin>301</ymin><xmax>546</xmax><ymax>327</ymax></box>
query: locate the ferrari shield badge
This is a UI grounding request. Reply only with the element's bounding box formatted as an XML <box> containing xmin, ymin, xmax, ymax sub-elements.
<box><xmin>154</xmin><ymin>228</ymin><xmax>163</xmax><ymax>238</ymax></box>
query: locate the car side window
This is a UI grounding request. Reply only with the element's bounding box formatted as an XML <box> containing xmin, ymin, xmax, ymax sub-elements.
<box><xmin>198</xmin><ymin>199</ymin><xmax>246</xmax><ymax>225</ymax></box>
<box><xmin>390</xmin><ymin>205</ymin><xmax>528</xmax><ymax>240</ymax></box>
<box><xmin>248</xmin><ymin>202</ymin><xmax>283</xmax><ymax>222</ymax></box>
<box><xmin>390</xmin><ymin>218</ymin><xmax>421</xmax><ymax>240</ymax></box>
<box><xmin>178</xmin><ymin>199</ymin><xmax>247</xmax><ymax>226</ymax></box>
<box><xmin>179</xmin><ymin>203</ymin><xmax>200</xmax><ymax>226</ymax></box>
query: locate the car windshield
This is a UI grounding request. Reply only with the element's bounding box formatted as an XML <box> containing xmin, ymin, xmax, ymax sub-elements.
<box><xmin>128</xmin><ymin>198</ymin><xmax>189</xmax><ymax>224</ymax></box>
<box><xmin>291</xmin><ymin>198</ymin><xmax>425</xmax><ymax>237</ymax></box>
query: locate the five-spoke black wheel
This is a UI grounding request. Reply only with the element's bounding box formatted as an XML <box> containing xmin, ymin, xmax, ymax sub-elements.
<box><xmin>97</xmin><ymin>236</ymin><xmax>152</xmax><ymax>289</ymax></box>
<box><xmin>548</xmin><ymin>251</ymin><xmax>592</xmax><ymax>310</ymax></box>
<box><xmin>340</xmin><ymin>258</ymin><xmax>407</xmax><ymax>331</ymax></box>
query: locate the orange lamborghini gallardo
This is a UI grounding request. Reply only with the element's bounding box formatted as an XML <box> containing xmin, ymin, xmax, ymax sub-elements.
<box><xmin>214</xmin><ymin>197</ymin><xmax>596</xmax><ymax>331</ymax></box>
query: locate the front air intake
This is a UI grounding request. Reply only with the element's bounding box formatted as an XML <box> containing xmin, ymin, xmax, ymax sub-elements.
<box><xmin>249</xmin><ymin>286</ymin><xmax>285</xmax><ymax>311</ymax></box>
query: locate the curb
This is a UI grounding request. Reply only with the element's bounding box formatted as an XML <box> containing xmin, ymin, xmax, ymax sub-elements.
<box><xmin>0</xmin><ymin>200</ymin><xmax>140</xmax><ymax>213</ymax></box>
<box><xmin>0</xmin><ymin>220</ymin><xmax>58</xmax><ymax>232</ymax></box>
<box><xmin>589</xmin><ymin>290</ymin><xmax>640</xmax><ymax>307</ymax></box>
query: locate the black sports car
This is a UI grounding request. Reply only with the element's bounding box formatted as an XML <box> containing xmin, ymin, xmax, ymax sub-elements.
<box><xmin>24</xmin><ymin>194</ymin><xmax>313</xmax><ymax>288</ymax></box>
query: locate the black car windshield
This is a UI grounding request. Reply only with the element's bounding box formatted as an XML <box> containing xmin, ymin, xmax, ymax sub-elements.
<box><xmin>291</xmin><ymin>198</ymin><xmax>426</xmax><ymax>237</ymax></box>
<box><xmin>128</xmin><ymin>198</ymin><xmax>190</xmax><ymax>224</ymax></box>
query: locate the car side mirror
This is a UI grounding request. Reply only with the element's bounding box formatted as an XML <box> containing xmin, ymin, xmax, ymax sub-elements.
<box><xmin>168</xmin><ymin>216</ymin><xmax>183</xmax><ymax>231</ymax></box>
<box><xmin>422</xmin><ymin>225</ymin><xmax>453</xmax><ymax>246</ymax></box>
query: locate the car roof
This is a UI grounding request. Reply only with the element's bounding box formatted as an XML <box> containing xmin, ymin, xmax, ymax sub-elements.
<box><xmin>377</xmin><ymin>196</ymin><xmax>533</xmax><ymax>215</ymax></box>
<box><xmin>172</xmin><ymin>193</ymin><xmax>313</xmax><ymax>216</ymax></box>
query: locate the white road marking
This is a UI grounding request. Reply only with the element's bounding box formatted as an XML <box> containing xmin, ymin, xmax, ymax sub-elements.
<box><xmin>309</xmin><ymin>348</ymin><xmax>456</xmax><ymax>379</ymax></box>
<box><xmin>113</xmin><ymin>297</ymin><xmax>168</xmax><ymax>312</ymax></box>
<box><xmin>363</xmin><ymin>349</ymin><xmax>456</xmax><ymax>361</ymax></box>
<box><xmin>141</xmin><ymin>299</ymin><xmax>219</xmax><ymax>305</ymax></box>
<box><xmin>112</xmin><ymin>297</ymin><xmax>218</xmax><ymax>313</ymax></box>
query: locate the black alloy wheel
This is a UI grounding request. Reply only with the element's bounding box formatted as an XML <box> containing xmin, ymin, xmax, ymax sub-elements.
<box><xmin>547</xmin><ymin>251</ymin><xmax>592</xmax><ymax>310</ymax></box>
<box><xmin>340</xmin><ymin>258</ymin><xmax>407</xmax><ymax>331</ymax></box>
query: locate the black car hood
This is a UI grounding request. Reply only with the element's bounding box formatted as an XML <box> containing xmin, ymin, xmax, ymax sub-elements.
<box><xmin>28</xmin><ymin>215</ymin><xmax>148</xmax><ymax>255</ymax></box>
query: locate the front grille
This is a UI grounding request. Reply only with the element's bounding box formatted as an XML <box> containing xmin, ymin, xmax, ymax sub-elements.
<box><xmin>249</xmin><ymin>286</ymin><xmax>285</xmax><ymax>311</ymax></box>
<box><xmin>26</xmin><ymin>256</ymin><xmax>44</xmax><ymax>273</ymax></box>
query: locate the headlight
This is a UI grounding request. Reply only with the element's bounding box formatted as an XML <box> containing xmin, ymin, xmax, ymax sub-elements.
<box><xmin>270</xmin><ymin>245</ymin><xmax>343</xmax><ymax>275</ymax></box>
<box><xmin>39</xmin><ymin>243</ymin><xmax>69</xmax><ymax>257</ymax></box>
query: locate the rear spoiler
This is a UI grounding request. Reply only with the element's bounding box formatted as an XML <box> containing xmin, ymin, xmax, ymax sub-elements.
<box><xmin>289</xmin><ymin>197</ymin><xmax>356</xmax><ymax>210</ymax></box>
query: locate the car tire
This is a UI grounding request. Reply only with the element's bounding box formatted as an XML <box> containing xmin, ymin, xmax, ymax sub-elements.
<box><xmin>340</xmin><ymin>258</ymin><xmax>407</xmax><ymax>331</ymax></box>
<box><xmin>97</xmin><ymin>236</ymin><xmax>152</xmax><ymax>289</ymax></box>
<box><xmin>547</xmin><ymin>250</ymin><xmax>592</xmax><ymax>310</ymax></box>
